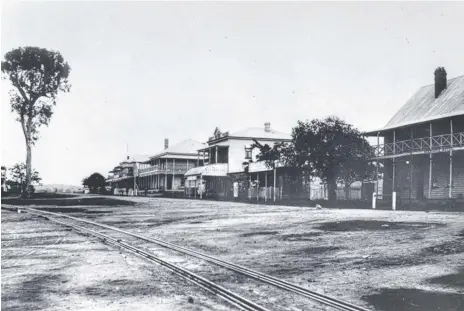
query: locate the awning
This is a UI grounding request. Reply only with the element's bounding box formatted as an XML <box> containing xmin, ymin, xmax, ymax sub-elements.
<box><xmin>185</xmin><ymin>163</ymin><xmax>228</xmax><ymax>177</ymax></box>
<box><xmin>248</xmin><ymin>161</ymin><xmax>285</xmax><ymax>173</ymax></box>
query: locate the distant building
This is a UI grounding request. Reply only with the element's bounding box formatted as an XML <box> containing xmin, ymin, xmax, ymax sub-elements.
<box><xmin>137</xmin><ymin>139</ymin><xmax>206</xmax><ymax>195</ymax></box>
<box><xmin>107</xmin><ymin>155</ymin><xmax>150</xmax><ymax>196</ymax></box>
<box><xmin>365</xmin><ymin>68</ymin><xmax>464</xmax><ymax>202</ymax></box>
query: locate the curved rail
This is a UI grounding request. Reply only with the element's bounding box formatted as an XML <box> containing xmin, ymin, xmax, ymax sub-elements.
<box><xmin>16</xmin><ymin>206</ymin><xmax>371</xmax><ymax>311</ymax></box>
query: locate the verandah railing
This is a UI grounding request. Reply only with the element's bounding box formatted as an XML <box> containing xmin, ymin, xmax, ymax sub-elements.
<box><xmin>373</xmin><ymin>132</ymin><xmax>464</xmax><ymax>158</ymax></box>
<box><xmin>138</xmin><ymin>163</ymin><xmax>194</xmax><ymax>175</ymax></box>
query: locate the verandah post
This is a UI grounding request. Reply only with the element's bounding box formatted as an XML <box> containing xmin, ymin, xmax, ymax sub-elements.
<box><xmin>265</xmin><ymin>171</ymin><xmax>268</xmax><ymax>202</ymax></box>
<box><xmin>200</xmin><ymin>174</ymin><xmax>203</xmax><ymax>199</ymax></box>
<box><xmin>273</xmin><ymin>165</ymin><xmax>277</xmax><ymax>202</ymax></box>
<box><xmin>410</xmin><ymin>128</ymin><xmax>414</xmax><ymax>203</ymax></box>
<box><xmin>248</xmin><ymin>173</ymin><xmax>252</xmax><ymax>200</ymax></box>
<box><xmin>165</xmin><ymin>159</ymin><xmax>168</xmax><ymax>190</ymax></box>
<box><xmin>429</xmin><ymin>122</ymin><xmax>433</xmax><ymax>199</ymax></box>
<box><xmin>393</xmin><ymin>130</ymin><xmax>396</xmax><ymax>193</ymax></box>
<box><xmin>450</xmin><ymin>119</ymin><xmax>453</xmax><ymax>199</ymax></box>
<box><xmin>257</xmin><ymin>172</ymin><xmax>259</xmax><ymax>202</ymax></box>
<box><xmin>376</xmin><ymin>132</ymin><xmax>380</xmax><ymax>196</ymax></box>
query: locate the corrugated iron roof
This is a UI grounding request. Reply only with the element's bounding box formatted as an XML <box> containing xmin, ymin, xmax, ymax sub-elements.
<box><xmin>150</xmin><ymin>139</ymin><xmax>206</xmax><ymax>159</ymax></box>
<box><xmin>207</xmin><ymin>127</ymin><xmax>291</xmax><ymax>143</ymax></box>
<box><xmin>366</xmin><ymin>74</ymin><xmax>464</xmax><ymax>134</ymax></box>
<box><xmin>126</xmin><ymin>154</ymin><xmax>151</xmax><ymax>163</ymax></box>
<box><xmin>229</xmin><ymin>127</ymin><xmax>291</xmax><ymax>140</ymax></box>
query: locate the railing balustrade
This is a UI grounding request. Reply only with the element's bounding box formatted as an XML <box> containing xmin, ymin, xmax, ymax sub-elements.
<box><xmin>372</xmin><ymin>132</ymin><xmax>464</xmax><ymax>158</ymax></box>
<box><xmin>138</xmin><ymin>163</ymin><xmax>196</xmax><ymax>175</ymax></box>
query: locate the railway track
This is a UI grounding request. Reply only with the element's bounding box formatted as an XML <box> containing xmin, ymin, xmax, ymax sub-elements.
<box><xmin>5</xmin><ymin>205</ymin><xmax>372</xmax><ymax>311</ymax></box>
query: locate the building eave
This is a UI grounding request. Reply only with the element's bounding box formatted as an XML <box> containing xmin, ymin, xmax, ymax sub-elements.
<box><xmin>364</xmin><ymin>110</ymin><xmax>464</xmax><ymax>136</ymax></box>
<box><xmin>207</xmin><ymin>136</ymin><xmax>292</xmax><ymax>146</ymax></box>
<box><xmin>149</xmin><ymin>152</ymin><xmax>199</xmax><ymax>160</ymax></box>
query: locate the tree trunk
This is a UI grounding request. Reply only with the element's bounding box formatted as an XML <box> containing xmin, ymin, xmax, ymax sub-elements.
<box><xmin>328</xmin><ymin>179</ymin><xmax>337</xmax><ymax>201</ymax></box>
<box><xmin>344</xmin><ymin>184</ymin><xmax>350</xmax><ymax>200</ymax></box>
<box><xmin>24</xmin><ymin>141</ymin><xmax>32</xmax><ymax>198</ymax></box>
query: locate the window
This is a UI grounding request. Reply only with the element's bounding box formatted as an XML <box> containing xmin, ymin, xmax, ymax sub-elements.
<box><xmin>245</xmin><ymin>147</ymin><xmax>252</xmax><ymax>159</ymax></box>
<box><xmin>180</xmin><ymin>178</ymin><xmax>185</xmax><ymax>187</ymax></box>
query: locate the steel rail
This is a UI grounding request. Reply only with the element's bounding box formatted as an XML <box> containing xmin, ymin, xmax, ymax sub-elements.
<box><xmin>18</xmin><ymin>206</ymin><xmax>371</xmax><ymax>311</ymax></box>
<box><xmin>33</xmin><ymin>213</ymin><xmax>271</xmax><ymax>311</ymax></box>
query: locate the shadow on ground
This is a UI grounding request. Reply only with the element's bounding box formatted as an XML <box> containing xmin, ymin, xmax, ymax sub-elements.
<box><xmin>362</xmin><ymin>288</ymin><xmax>464</xmax><ymax>311</ymax></box>
<box><xmin>1</xmin><ymin>273</ymin><xmax>68</xmax><ymax>311</ymax></box>
<box><xmin>2</xmin><ymin>197</ymin><xmax>136</xmax><ymax>207</ymax></box>
<box><xmin>316</xmin><ymin>220</ymin><xmax>445</xmax><ymax>232</ymax></box>
<box><xmin>420</xmin><ymin>232</ymin><xmax>464</xmax><ymax>256</ymax></box>
<box><xmin>428</xmin><ymin>267</ymin><xmax>464</xmax><ymax>288</ymax></box>
<box><xmin>241</xmin><ymin>231</ymin><xmax>279</xmax><ymax>237</ymax></box>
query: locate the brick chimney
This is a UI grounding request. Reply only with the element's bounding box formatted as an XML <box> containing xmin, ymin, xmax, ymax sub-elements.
<box><xmin>164</xmin><ymin>138</ymin><xmax>169</xmax><ymax>150</ymax></box>
<box><xmin>264</xmin><ymin>122</ymin><xmax>271</xmax><ymax>132</ymax></box>
<box><xmin>434</xmin><ymin>67</ymin><xmax>447</xmax><ymax>98</ymax></box>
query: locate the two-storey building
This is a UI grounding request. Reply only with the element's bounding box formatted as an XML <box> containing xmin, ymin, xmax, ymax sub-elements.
<box><xmin>365</xmin><ymin>68</ymin><xmax>464</xmax><ymax>204</ymax></box>
<box><xmin>107</xmin><ymin>155</ymin><xmax>150</xmax><ymax>195</ymax></box>
<box><xmin>184</xmin><ymin>123</ymin><xmax>292</xmax><ymax>200</ymax></box>
<box><xmin>137</xmin><ymin>139</ymin><xmax>206</xmax><ymax>196</ymax></box>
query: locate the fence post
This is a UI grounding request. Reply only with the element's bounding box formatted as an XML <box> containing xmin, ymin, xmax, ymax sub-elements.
<box><xmin>372</xmin><ymin>192</ymin><xmax>376</xmax><ymax>209</ymax></box>
<box><xmin>392</xmin><ymin>191</ymin><xmax>396</xmax><ymax>210</ymax></box>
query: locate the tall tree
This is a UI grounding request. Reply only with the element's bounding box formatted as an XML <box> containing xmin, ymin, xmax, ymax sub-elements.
<box><xmin>2</xmin><ymin>47</ymin><xmax>71</xmax><ymax>197</ymax></box>
<box><xmin>253</xmin><ymin>117</ymin><xmax>377</xmax><ymax>200</ymax></box>
<box><xmin>82</xmin><ymin>172</ymin><xmax>106</xmax><ymax>193</ymax></box>
<box><xmin>8</xmin><ymin>163</ymin><xmax>42</xmax><ymax>193</ymax></box>
<box><xmin>292</xmin><ymin>117</ymin><xmax>375</xmax><ymax>200</ymax></box>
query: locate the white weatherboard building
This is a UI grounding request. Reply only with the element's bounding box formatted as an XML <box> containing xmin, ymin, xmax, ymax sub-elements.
<box><xmin>184</xmin><ymin>122</ymin><xmax>292</xmax><ymax>199</ymax></box>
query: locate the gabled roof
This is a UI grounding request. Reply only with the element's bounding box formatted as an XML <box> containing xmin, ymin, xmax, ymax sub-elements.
<box><xmin>366</xmin><ymin>74</ymin><xmax>464</xmax><ymax>134</ymax></box>
<box><xmin>150</xmin><ymin>139</ymin><xmax>206</xmax><ymax>159</ymax></box>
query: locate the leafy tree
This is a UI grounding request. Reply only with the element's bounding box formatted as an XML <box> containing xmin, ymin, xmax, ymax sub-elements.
<box><xmin>82</xmin><ymin>172</ymin><xmax>106</xmax><ymax>193</ymax></box>
<box><xmin>251</xmin><ymin>140</ymin><xmax>307</xmax><ymax>195</ymax></box>
<box><xmin>253</xmin><ymin>117</ymin><xmax>377</xmax><ymax>201</ymax></box>
<box><xmin>8</xmin><ymin>162</ymin><xmax>42</xmax><ymax>193</ymax></box>
<box><xmin>2</xmin><ymin>47</ymin><xmax>71</xmax><ymax>197</ymax></box>
<box><xmin>251</xmin><ymin>140</ymin><xmax>294</xmax><ymax>170</ymax></box>
<box><xmin>292</xmin><ymin>117</ymin><xmax>376</xmax><ymax>200</ymax></box>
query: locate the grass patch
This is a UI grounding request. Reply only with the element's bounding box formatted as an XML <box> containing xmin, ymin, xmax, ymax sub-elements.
<box><xmin>316</xmin><ymin>220</ymin><xmax>445</xmax><ymax>232</ymax></box>
<box><xmin>241</xmin><ymin>231</ymin><xmax>279</xmax><ymax>237</ymax></box>
<box><xmin>82</xmin><ymin>279</ymin><xmax>166</xmax><ymax>297</ymax></box>
<box><xmin>365</xmin><ymin>255</ymin><xmax>429</xmax><ymax>268</ymax></box>
<box><xmin>280</xmin><ymin>232</ymin><xmax>323</xmax><ymax>241</ymax></box>
<box><xmin>289</xmin><ymin>246</ymin><xmax>340</xmax><ymax>256</ymax></box>
<box><xmin>362</xmin><ymin>288</ymin><xmax>464</xmax><ymax>311</ymax></box>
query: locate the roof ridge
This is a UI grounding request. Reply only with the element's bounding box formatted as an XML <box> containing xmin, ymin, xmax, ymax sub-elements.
<box><xmin>418</xmin><ymin>74</ymin><xmax>464</xmax><ymax>89</ymax></box>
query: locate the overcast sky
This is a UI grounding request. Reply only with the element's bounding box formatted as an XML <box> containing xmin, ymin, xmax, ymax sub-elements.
<box><xmin>2</xmin><ymin>1</ymin><xmax>464</xmax><ymax>185</ymax></box>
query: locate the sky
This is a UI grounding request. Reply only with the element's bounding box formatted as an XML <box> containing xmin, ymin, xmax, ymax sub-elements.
<box><xmin>2</xmin><ymin>1</ymin><xmax>464</xmax><ymax>186</ymax></box>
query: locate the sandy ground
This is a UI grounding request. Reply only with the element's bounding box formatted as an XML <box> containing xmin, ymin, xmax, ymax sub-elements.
<box><xmin>2</xmin><ymin>196</ymin><xmax>463</xmax><ymax>311</ymax></box>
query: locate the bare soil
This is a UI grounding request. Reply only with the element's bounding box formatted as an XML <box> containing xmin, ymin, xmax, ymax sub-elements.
<box><xmin>2</xmin><ymin>196</ymin><xmax>464</xmax><ymax>311</ymax></box>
